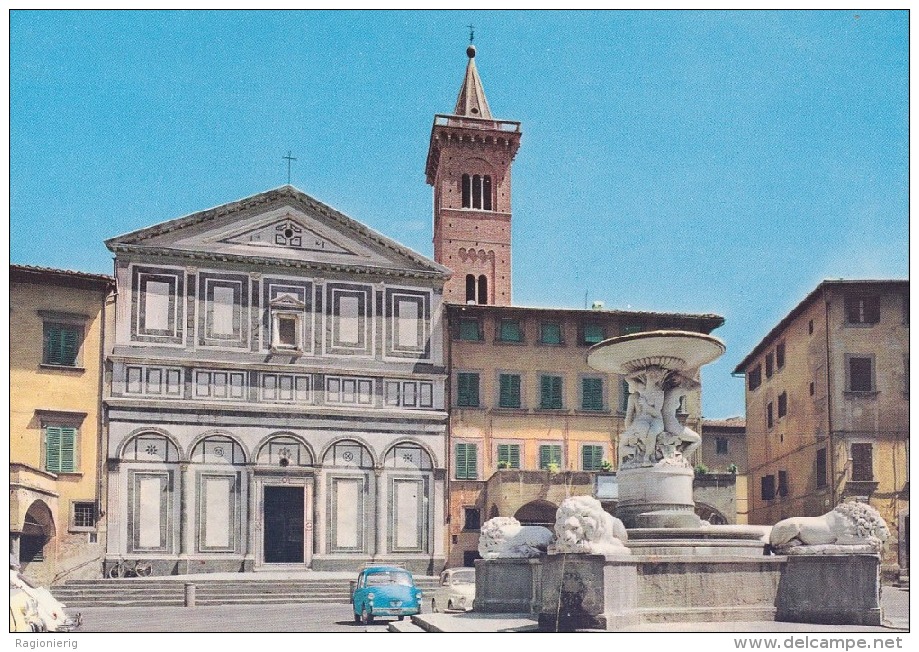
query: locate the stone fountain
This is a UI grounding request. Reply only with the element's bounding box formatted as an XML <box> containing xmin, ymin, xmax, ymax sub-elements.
<box><xmin>473</xmin><ymin>330</ymin><xmax>888</xmax><ymax>631</ymax></box>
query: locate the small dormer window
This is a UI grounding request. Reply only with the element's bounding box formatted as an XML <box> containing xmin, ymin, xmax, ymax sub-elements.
<box><xmin>461</xmin><ymin>174</ymin><xmax>493</xmax><ymax>210</ymax></box>
<box><xmin>269</xmin><ymin>294</ymin><xmax>306</xmax><ymax>352</ymax></box>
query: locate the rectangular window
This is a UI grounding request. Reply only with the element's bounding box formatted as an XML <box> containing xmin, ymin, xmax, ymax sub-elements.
<box><xmin>463</xmin><ymin>507</ymin><xmax>481</xmax><ymax>531</ymax></box>
<box><xmin>539</xmin><ymin>375</ymin><xmax>563</xmax><ymax>409</ymax></box>
<box><xmin>581</xmin><ymin>445</ymin><xmax>604</xmax><ymax>471</ymax></box>
<box><xmin>778</xmin><ymin>391</ymin><xmax>788</xmax><ymax>418</ymax></box>
<box><xmin>851</xmin><ymin>443</ymin><xmax>873</xmax><ymax>481</ymax></box>
<box><xmin>540</xmin><ymin>322</ymin><xmax>562</xmax><ymax>345</ymax></box>
<box><xmin>765</xmin><ymin>351</ymin><xmax>774</xmax><ymax>378</ymax></box>
<box><xmin>455</xmin><ymin>443</ymin><xmax>478</xmax><ymax>480</ymax></box>
<box><xmin>144</xmin><ymin>280</ymin><xmax>172</xmax><ymax>332</ymax></box>
<box><xmin>71</xmin><ymin>501</ymin><xmax>96</xmax><ymax>530</ymax></box>
<box><xmin>43</xmin><ymin>323</ymin><xmax>81</xmax><ymax>367</ymax></box>
<box><xmin>809</xmin><ymin>381</ymin><xmax>815</xmax><ymax>396</ymax></box>
<box><xmin>581</xmin><ymin>377</ymin><xmax>604</xmax><ymax>411</ymax></box>
<box><xmin>498</xmin><ymin>373</ymin><xmax>521</xmax><ymax>409</ymax></box>
<box><xmin>766</xmin><ymin>402</ymin><xmax>774</xmax><ymax>429</ymax></box>
<box><xmin>337</xmin><ymin>295</ymin><xmax>360</xmax><ymax>345</ymax></box>
<box><xmin>845</xmin><ymin>296</ymin><xmax>881</xmax><ymax>325</ymax></box>
<box><xmin>808</xmin><ymin>319</ymin><xmax>814</xmax><ymax>335</ymax></box>
<box><xmin>275</xmin><ymin>314</ymin><xmax>299</xmax><ymax>348</ymax></box>
<box><xmin>748</xmin><ymin>365</ymin><xmax>762</xmax><ymax>391</ymax></box>
<box><xmin>815</xmin><ymin>448</ymin><xmax>827</xmax><ymax>488</ymax></box>
<box><xmin>458</xmin><ymin>317</ymin><xmax>481</xmax><ymax>341</ymax></box>
<box><xmin>498</xmin><ymin>319</ymin><xmax>522</xmax><ymax>342</ymax></box>
<box><xmin>778</xmin><ymin>470</ymin><xmax>789</xmax><ymax>497</ymax></box>
<box><xmin>776</xmin><ymin>342</ymin><xmax>785</xmax><ymax>370</ymax></box>
<box><xmin>716</xmin><ymin>437</ymin><xmax>729</xmax><ymax>455</ymax></box>
<box><xmin>539</xmin><ymin>444</ymin><xmax>562</xmax><ymax>470</ymax></box>
<box><xmin>497</xmin><ymin>443</ymin><xmax>521</xmax><ymax>469</ymax></box>
<box><xmin>457</xmin><ymin>372</ymin><xmax>480</xmax><ymax>407</ymax></box>
<box><xmin>45</xmin><ymin>426</ymin><xmax>77</xmax><ymax>473</ymax></box>
<box><xmin>582</xmin><ymin>323</ymin><xmax>606</xmax><ymax>345</ymax></box>
<box><xmin>621</xmin><ymin>324</ymin><xmax>643</xmax><ymax>335</ymax></box>
<box><xmin>847</xmin><ymin>356</ymin><xmax>874</xmax><ymax>392</ymax></box>
<box><xmin>761</xmin><ymin>475</ymin><xmax>776</xmax><ymax>500</ymax></box>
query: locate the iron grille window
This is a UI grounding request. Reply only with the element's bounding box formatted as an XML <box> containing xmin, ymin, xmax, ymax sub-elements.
<box><xmin>498</xmin><ymin>374</ymin><xmax>521</xmax><ymax>409</ymax></box>
<box><xmin>72</xmin><ymin>502</ymin><xmax>96</xmax><ymax>528</ymax></box>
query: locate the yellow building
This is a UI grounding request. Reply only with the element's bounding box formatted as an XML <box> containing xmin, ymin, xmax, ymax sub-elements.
<box><xmin>445</xmin><ymin>303</ymin><xmax>723</xmax><ymax>566</ymax></box>
<box><xmin>10</xmin><ymin>264</ymin><xmax>114</xmax><ymax>584</ymax></box>
<box><xmin>700</xmin><ymin>417</ymin><xmax>749</xmax><ymax>524</ymax></box>
<box><xmin>734</xmin><ymin>279</ymin><xmax>909</xmax><ymax>581</ymax></box>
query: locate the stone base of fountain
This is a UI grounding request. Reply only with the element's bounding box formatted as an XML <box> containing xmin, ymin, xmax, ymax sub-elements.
<box><xmin>615</xmin><ymin>465</ymin><xmax>700</xmax><ymax>529</ymax></box>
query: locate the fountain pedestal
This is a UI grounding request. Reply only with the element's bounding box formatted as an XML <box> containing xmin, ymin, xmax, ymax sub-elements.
<box><xmin>615</xmin><ymin>465</ymin><xmax>700</xmax><ymax>529</ymax></box>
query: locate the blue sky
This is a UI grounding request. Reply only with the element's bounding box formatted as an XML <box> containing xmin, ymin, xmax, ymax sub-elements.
<box><xmin>9</xmin><ymin>10</ymin><xmax>908</xmax><ymax>418</ymax></box>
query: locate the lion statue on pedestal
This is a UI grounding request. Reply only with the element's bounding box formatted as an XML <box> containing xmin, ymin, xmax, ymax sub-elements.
<box><xmin>477</xmin><ymin>516</ymin><xmax>554</xmax><ymax>559</ymax></box>
<box><xmin>769</xmin><ymin>501</ymin><xmax>890</xmax><ymax>554</ymax></box>
<box><xmin>548</xmin><ymin>495</ymin><xmax>630</xmax><ymax>555</ymax></box>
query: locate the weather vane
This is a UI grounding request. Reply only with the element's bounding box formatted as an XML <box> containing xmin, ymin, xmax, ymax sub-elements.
<box><xmin>467</xmin><ymin>24</ymin><xmax>475</xmax><ymax>44</ymax></box>
<box><xmin>282</xmin><ymin>150</ymin><xmax>297</xmax><ymax>185</ymax></box>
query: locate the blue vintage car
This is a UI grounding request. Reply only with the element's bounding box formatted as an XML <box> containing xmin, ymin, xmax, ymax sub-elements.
<box><xmin>352</xmin><ymin>566</ymin><xmax>423</xmax><ymax>624</ymax></box>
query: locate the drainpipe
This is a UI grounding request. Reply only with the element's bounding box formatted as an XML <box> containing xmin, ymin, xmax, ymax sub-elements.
<box><xmin>824</xmin><ymin>288</ymin><xmax>836</xmax><ymax>508</ymax></box>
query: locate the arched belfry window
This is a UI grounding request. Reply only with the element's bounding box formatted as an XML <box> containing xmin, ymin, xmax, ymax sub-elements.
<box><xmin>477</xmin><ymin>275</ymin><xmax>488</xmax><ymax>305</ymax></box>
<box><xmin>461</xmin><ymin>174</ymin><xmax>492</xmax><ymax>210</ymax></box>
<box><xmin>466</xmin><ymin>275</ymin><xmax>476</xmax><ymax>304</ymax></box>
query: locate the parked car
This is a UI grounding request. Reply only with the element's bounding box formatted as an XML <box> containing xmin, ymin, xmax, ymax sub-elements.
<box><xmin>351</xmin><ymin>566</ymin><xmax>423</xmax><ymax>624</ymax></box>
<box><xmin>9</xmin><ymin>569</ymin><xmax>82</xmax><ymax>632</ymax></box>
<box><xmin>431</xmin><ymin>567</ymin><xmax>475</xmax><ymax>612</ymax></box>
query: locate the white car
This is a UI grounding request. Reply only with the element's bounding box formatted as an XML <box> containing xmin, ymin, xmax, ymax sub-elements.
<box><xmin>430</xmin><ymin>567</ymin><xmax>475</xmax><ymax>613</ymax></box>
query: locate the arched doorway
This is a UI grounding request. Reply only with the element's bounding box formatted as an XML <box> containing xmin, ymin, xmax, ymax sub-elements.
<box><xmin>20</xmin><ymin>501</ymin><xmax>54</xmax><ymax>570</ymax></box>
<box><xmin>514</xmin><ymin>500</ymin><xmax>557</xmax><ymax>528</ymax></box>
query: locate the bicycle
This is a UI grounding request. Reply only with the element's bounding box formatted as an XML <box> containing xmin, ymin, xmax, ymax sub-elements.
<box><xmin>107</xmin><ymin>558</ymin><xmax>153</xmax><ymax>578</ymax></box>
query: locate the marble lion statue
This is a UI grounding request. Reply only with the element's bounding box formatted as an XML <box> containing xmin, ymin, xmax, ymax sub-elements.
<box><xmin>769</xmin><ymin>501</ymin><xmax>890</xmax><ymax>553</ymax></box>
<box><xmin>477</xmin><ymin>516</ymin><xmax>554</xmax><ymax>559</ymax></box>
<box><xmin>549</xmin><ymin>496</ymin><xmax>630</xmax><ymax>555</ymax></box>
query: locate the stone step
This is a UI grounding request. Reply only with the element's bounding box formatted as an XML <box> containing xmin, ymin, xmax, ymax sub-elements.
<box><xmin>388</xmin><ymin>620</ymin><xmax>426</xmax><ymax>633</ymax></box>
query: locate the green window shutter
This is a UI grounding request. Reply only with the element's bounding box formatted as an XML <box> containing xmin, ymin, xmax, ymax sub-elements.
<box><xmin>583</xmin><ymin>323</ymin><xmax>605</xmax><ymax>344</ymax></box>
<box><xmin>540</xmin><ymin>323</ymin><xmax>561</xmax><ymax>344</ymax></box>
<box><xmin>498</xmin><ymin>444</ymin><xmax>521</xmax><ymax>469</ymax></box>
<box><xmin>619</xmin><ymin>378</ymin><xmax>630</xmax><ymax>412</ymax></box>
<box><xmin>499</xmin><ymin>374</ymin><xmax>520</xmax><ymax>408</ymax></box>
<box><xmin>582</xmin><ymin>445</ymin><xmax>603</xmax><ymax>471</ymax></box>
<box><xmin>458</xmin><ymin>373</ymin><xmax>480</xmax><ymax>407</ymax></box>
<box><xmin>541</xmin><ymin>376</ymin><xmax>562</xmax><ymax>409</ymax></box>
<box><xmin>539</xmin><ymin>444</ymin><xmax>562</xmax><ymax>469</ymax></box>
<box><xmin>582</xmin><ymin>378</ymin><xmax>603</xmax><ymax>410</ymax></box>
<box><xmin>45</xmin><ymin>427</ymin><xmax>62</xmax><ymax>472</ymax></box>
<box><xmin>499</xmin><ymin>320</ymin><xmax>521</xmax><ymax>342</ymax></box>
<box><xmin>45</xmin><ymin>325</ymin><xmax>79</xmax><ymax>366</ymax></box>
<box><xmin>458</xmin><ymin>319</ymin><xmax>480</xmax><ymax>341</ymax></box>
<box><xmin>456</xmin><ymin>443</ymin><xmax>478</xmax><ymax>480</ymax></box>
<box><xmin>60</xmin><ymin>427</ymin><xmax>77</xmax><ymax>472</ymax></box>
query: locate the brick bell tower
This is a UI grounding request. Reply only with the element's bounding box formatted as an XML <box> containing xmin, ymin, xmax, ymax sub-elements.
<box><xmin>426</xmin><ymin>43</ymin><xmax>521</xmax><ymax>306</ymax></box>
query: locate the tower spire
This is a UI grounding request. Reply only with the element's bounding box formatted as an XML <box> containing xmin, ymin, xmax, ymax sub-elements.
<box><xmin>453</xmin><ymin>42</ymin><xmax>493</xmax><ymax>119</ymax></box>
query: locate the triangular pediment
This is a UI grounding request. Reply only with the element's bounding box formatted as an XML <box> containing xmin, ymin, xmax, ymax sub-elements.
<box><xmin>105</xmin><ymin>186</ymin><xmax>450</xmax><ymax>278</ymax></box>
<box><xmin>220</xmin><ymin>215</ymin><xmax>356</xmax><ymax>256</ymax></box>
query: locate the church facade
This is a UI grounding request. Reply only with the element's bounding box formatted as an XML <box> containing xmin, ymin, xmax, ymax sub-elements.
<box><xmin>102</xmin><ymin>186</ymin><xmax>449</xmax><ymax>574</ymax></box>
